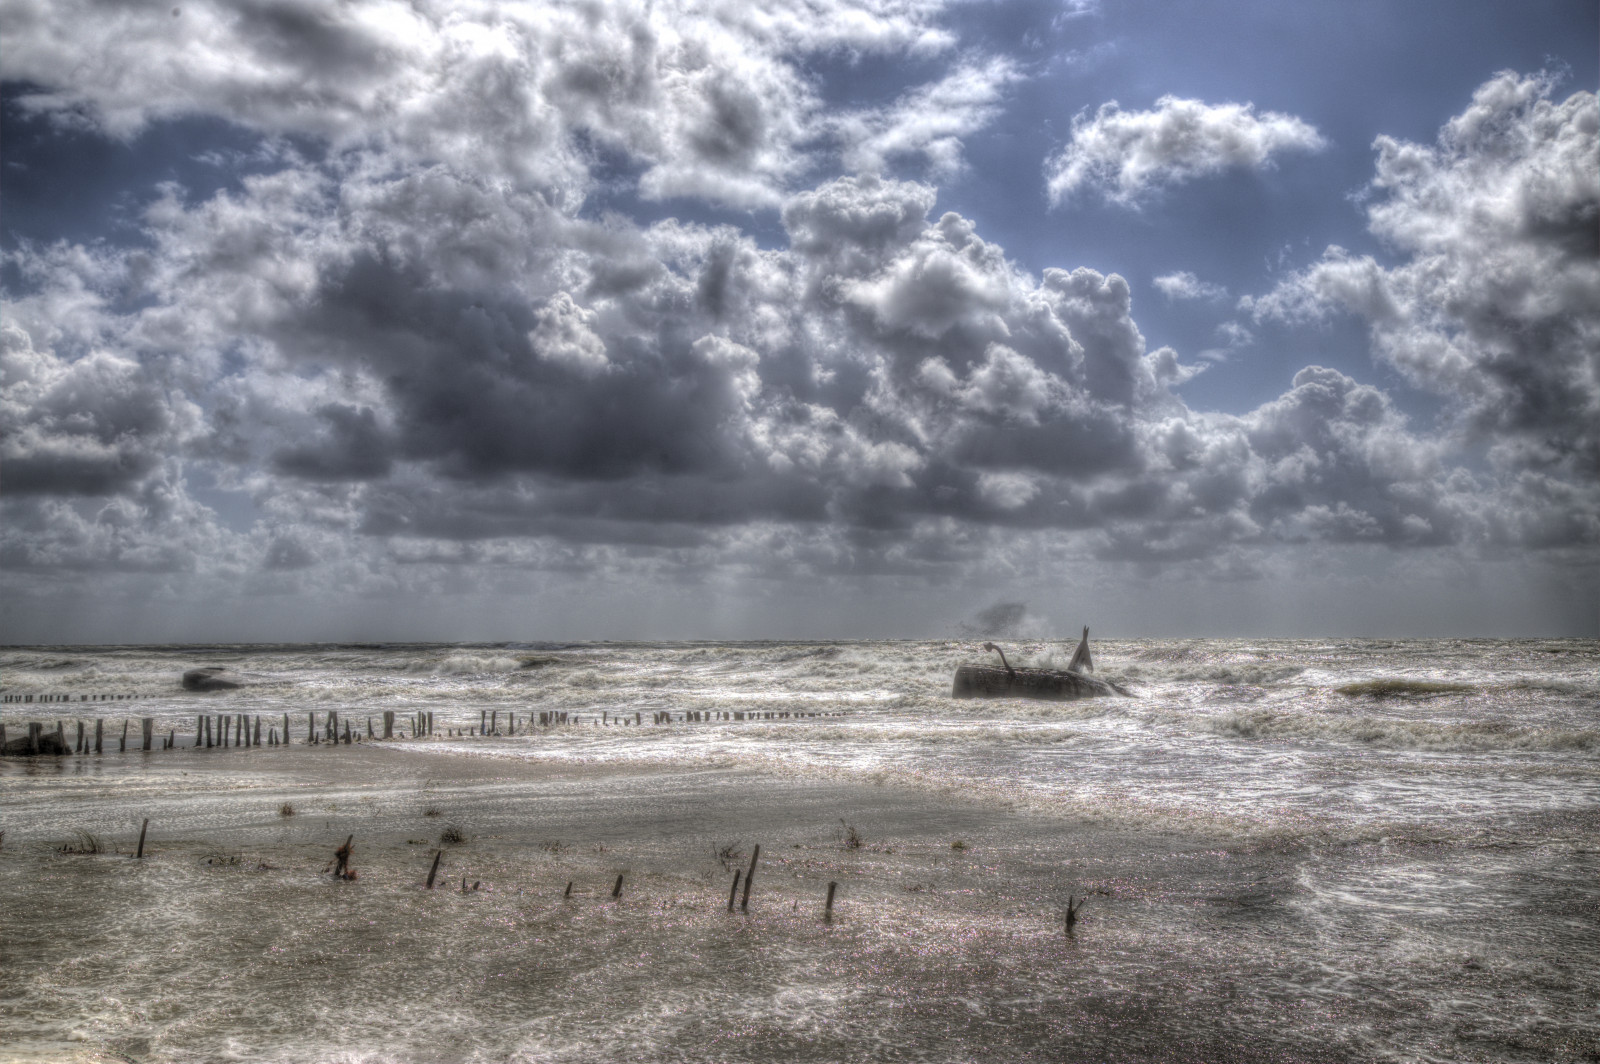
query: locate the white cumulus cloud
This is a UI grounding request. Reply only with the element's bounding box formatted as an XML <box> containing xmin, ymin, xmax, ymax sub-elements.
<box><xmin>1046</xmin><ymin>95</ymin><xmax>1326</xmax><ymax>206</ymax></box>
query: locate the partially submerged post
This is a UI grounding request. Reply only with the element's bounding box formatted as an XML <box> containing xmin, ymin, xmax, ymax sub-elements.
<box><xmin>727</xmin><ymin>870</ymin><xmax>741</xmax><ymax>912</ymax></box>
<box><xmin>1065</xmin><ymin>895</ymin><xmax>1085</xmax><ymax>935</ymax></box>
<box><xmin>825</xmin><ymin>881</ymin><xmax>838</xmax><ymax>922</ymax></box>
<box><xmin>333</xmin><ymin>835</ymin><xmax>353</xmax><ymax>879</ymax></box>
<box><xmin>740</xmin><ymin>844</ymin><xmax>760</xmax><ymax>912</ymax></box>
<box><xmin>426</xmin><ymin>850</ymin><xmax>442</xmax><ymax>889</ymax></box>
<box><xmin>135</xmin><ymin>818</ymin><xmax>148</xmax><ymax>859</ymax></box>
<box><xmin>94</xmin><ymin>718</ymin><xmax>103</xmax><ymax>755</ymax></box>
<box><xmin>141</xmin><ymin>718</ymin><xmax>153</xmax><ymax>752</ymax></box>
<box><xmin>612</xmin><ymin>874</ymin><xmax>624</xmax><ymax>899</ymax></box>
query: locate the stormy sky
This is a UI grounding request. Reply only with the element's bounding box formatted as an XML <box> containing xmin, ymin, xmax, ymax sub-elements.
<box><xmin>2</xmin><ymin>0</ymin><xmax>1596</xmax><ymax>643</ymax></box>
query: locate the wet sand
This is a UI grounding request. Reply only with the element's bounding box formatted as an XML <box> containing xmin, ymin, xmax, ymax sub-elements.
<box><xmin>1</xmin><ymin>742</ymin><xmax>1594</xmax><ymax>1063</ymax></box>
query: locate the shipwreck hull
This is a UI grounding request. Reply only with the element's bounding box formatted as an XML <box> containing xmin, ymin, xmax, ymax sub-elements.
<box><xmin>951</xmin><ymin>664</ymin><xmax>1117</xmax><ymax>701</ymax></box>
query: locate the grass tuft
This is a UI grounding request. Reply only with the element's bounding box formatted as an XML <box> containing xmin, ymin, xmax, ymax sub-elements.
<box><xmin>439</xmin><ymin>825</ymin><xmax>466</xmax><ymax>845</ymax></box>
<box><xmin>278</xmin><ymin>802</ymin><xmax>295</xmax><ymax>817</ymax></box>
<box><xmin>839</xmin><ymin>819</ymin><xmax>864</xmax><ymax>850</ymax></box>
<box><xmin>58</xmin><ymin>830</ymin><xmax>101</xmax><ymax>855</ymax></box>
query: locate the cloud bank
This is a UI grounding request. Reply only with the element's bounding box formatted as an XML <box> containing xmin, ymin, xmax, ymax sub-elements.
<box><xmin>0</xmin><ymin>0</ymin><xmax>1594</xmax><ymax>636</ymax></box>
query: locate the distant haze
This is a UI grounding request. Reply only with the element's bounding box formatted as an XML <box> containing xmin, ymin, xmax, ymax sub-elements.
<box><xmin>2</xmin><ymin>0</ymin><xmax>1595</xmax><ymax>642</ymax></box>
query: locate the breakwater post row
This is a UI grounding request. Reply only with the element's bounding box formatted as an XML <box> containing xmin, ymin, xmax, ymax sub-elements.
<box><xmin>2</xmin><ymin>708</ymin><xmax>847</xmax><ymax>756</ymax></box>
<box><xmin>3</xmin><ymin>693</ymin><xmax>147</xmax><ymax>703</ymax></box>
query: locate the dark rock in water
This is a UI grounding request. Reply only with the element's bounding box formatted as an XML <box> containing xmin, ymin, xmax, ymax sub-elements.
<box><xmin>183</xmin><ymin>667</ymin><xmax>244</xmax><ymax>692</ymax></box>
<box><xmin>951</xmin><ymin>665</ymin><xmax>1122</xmax><ymax>701</ymax></box>
<box><xmin>3</xmin><ymin>730</ymin><xmax>71</xmax><ymax>756</ymax></box>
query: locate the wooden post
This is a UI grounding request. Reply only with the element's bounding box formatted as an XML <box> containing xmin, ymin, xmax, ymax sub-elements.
<box><xmin>564</xmin><ymin>881</ymin><xmax>573</xmax><ymax>898</ymax></box>
<box><xmin>142</xmin><ymin>718</ymin><xmax>153</xmax><ymax>751</ymax></box>
<box><xmin>383</xmin><ymin>711</ymin><xmax>393</xmax><ymax>739</ymax></box>
<box><xmin>203</xmin><ymin>715</ymin><xmax>212</xmax><ymax>748</ymax></box>
<box><xmin>727</xmin><ymin>870</ymin><xmax>741</xmax><ymax>912</ymax></box>
<box><xmin>28</xmin><ymin>722</ymin><xmax>41</xmax><ymax>755</ymax></box>
<box><xmin>308</xmin><ymin>711</ymin><xmax>316</xmax><ymax>744</ymax></box>
<box><xmin>282</xmin><ymin>712</ymin><xmax>289</xmax><ymax>744</ymax></box>
<box><xmin>426</xmin><ymin>850</ymin><xmax>442</xmax><ymax>889</ymax></box>
<box><xmin>135</xmin><ymin>818</ymin><xmax>148</xmax><ymax>859</ymax></box>
<box><xmin>427</xmin><ymin>711</ymin><xmax>433</xmax><ymax>736</ymax></box>
<box><xmin>1066</xmin><ymin>895</ymin><xmax>1084</xmax><ymax>935</ymax></box>
<box><xmin>328</xmin><ymin>710</ymin><xmax>338</xmax><ymax>744</ymax></box>
<box><xmin>740</xmin><ymin>844</ymin><xmax>759</xmax><ymax>912</ymax></box>
<box><xmin>480</xmin><ymin>710</ymin><xmax>486</xmax><ymax>734</ymax></box>
<box><xmin>76</xmin><ymin>720</ymin><xmax>84</xmax><ymax>753</ymax></box>
<box><xmin>333</xmin><ymin>835</ymin><xmax>353</xmax><ymax>878</ymax></box>
<box><xmin>120</xmin><ymin>719</ymin><xmax>128</xmax><ymax>752</ymax></box>
<box><xmin>612</xmin><ymin>874</ymin><xmax>624</xmax><ymax>899</ymax></box>
<box><xmin>825</xmin><ymin>881</ymin><xmax>837</xmax><ymax>922</ymax></box>
<box><xmin>367</xmin><ymin>717</ymin><xmax>374</xmax><ymax>739</ymax></box>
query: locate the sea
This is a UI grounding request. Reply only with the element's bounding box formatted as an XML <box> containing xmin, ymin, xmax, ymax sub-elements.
<box><xmin>1</xmin><ymin>638</ymin><xmax>1596</xmax><ymax>1063</ymax></box>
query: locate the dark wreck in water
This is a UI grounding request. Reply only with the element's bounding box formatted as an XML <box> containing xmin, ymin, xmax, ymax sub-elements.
<box><xmin>952</xmin><ymin>627</ymin><xmax>1124</xmax><ymax>700</ymax></box>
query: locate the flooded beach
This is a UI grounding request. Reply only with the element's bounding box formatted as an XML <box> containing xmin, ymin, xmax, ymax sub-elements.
<box><xmin>2</xmin><ymin>639</ymin><xmax>1597</xmax><ymax>1063</ymax></box>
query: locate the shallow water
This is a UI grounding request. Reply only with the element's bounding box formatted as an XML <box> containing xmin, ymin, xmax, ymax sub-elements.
<box><xmin>1</xmin><ymin>639</ymin><xmax>1597</xmax><ymax>1062</ymax></box>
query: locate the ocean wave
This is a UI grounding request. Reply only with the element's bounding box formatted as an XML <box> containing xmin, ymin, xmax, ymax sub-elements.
<box><xmin>1196</xmin><ymin>708</ymin><xmax>1600</xmax><ymax>753</ymax></box>
<box><xmin>414</xmin><ymin>654</ymin><xmax>524</xmax><ymax>676</ymax></box>
<box><xmin>1336</xmin><ymin>679</ymin><xmax>1476</xmax><ymax>698</ymax></box>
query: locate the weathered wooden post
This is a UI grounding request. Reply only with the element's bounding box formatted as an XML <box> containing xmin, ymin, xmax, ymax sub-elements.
<box><xmin>427</xmin><ymin>711</ymin><xmax>434</xmax><ymax>736</ymax></box>
<box><xmin>333</xmin><ymin>835</ymin><xmax>353</xmax><ymax>878</ymax></box>
<box><xmin>328</xmin><ymin>710</ymin><xmax>338</xmax><ymax>744</ymax></box>
<box><xmin>825</xmin><ymin>881</ymin><xmax>837</xmax><ymax>922</ymax></box>
<box><xmin>282</xmin><ymin>712</ymin><xmax>289</xmax><ymax>744</ymax></box>
<box><xmin>203</xmin><ymin>715</ymin><xmax>212</xmax><ymax>748</ymax></box>
<box><xmin>383</xmin><ymin>711</ymin><xmax>394</xmax><ymax>739</ymax></box>
<box><xmin>28</xmin><ymin>721</ymin><xmax>43</xmax><ymax>754</ymax></box>
<box><xmin>120</xmin><ymin>719</ymin><xmax>128</xmax><ymax>752</ymax></box>
<box><xmin>141</xmin><ymin>718</ymin><xmax>153</xmax><ymax>751</ymax></box>
<box><xmin>366</xmin><ymin>717</ymin><xmax>374</xmax><ymax>739</ymax></box>
<box><xmin>727</xmin><ymin>870</ymin><xmax>741</xmax><ymax>912</ymax></box>
<box><xmin>480</xmin><ymin>710</ymin><xmax>486</xmax><ymax>734</ymax></box>
<box><xmin>1065</xmin><ymin>895</ymin><xmax>1084</xmax><ymax>935</ymax></box>
<box><xmin>135</xmin><ymin>818</ymin><xmax>148</xmax><ymax>859</ymax></box>
<box><xmin>75</xmin><ymin>720</ymin><xmax>84</xmax><ymax>753</ymax></box>
<box><xmin>564</xmin><ymin>881</ymin><xmax>573</xmax><ymax>898</ymax></box>
<box><xmin>308</xmin><ymin>711</ymin><xmax>316</xmax><ymax>744</ymax></box>
<box><xmin>612</xmin><ymin>874</ymin><xmax>624</xmax><ymax>899</ymax></box>
<box><xmin>740</xmin><ymin>844</ymin><xmax>760</xmax><ymax>912</ymax></box>
<box><xmin>426</xmin><ymin>850</ymin><xmax>442</xmax><ymax>889</ymax></box>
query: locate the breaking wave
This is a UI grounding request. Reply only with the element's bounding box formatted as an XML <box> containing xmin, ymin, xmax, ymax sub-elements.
<box><xmin>1197</xmin><ymin>708</ymin><xmax>1600</xmax><ymax>752</ymax></box>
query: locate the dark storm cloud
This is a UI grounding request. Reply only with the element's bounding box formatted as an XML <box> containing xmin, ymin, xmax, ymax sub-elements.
<box><xmin>271</xmin><ymin>403</ymin><xmax>393</xmax><ymax>482</ymax></box>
